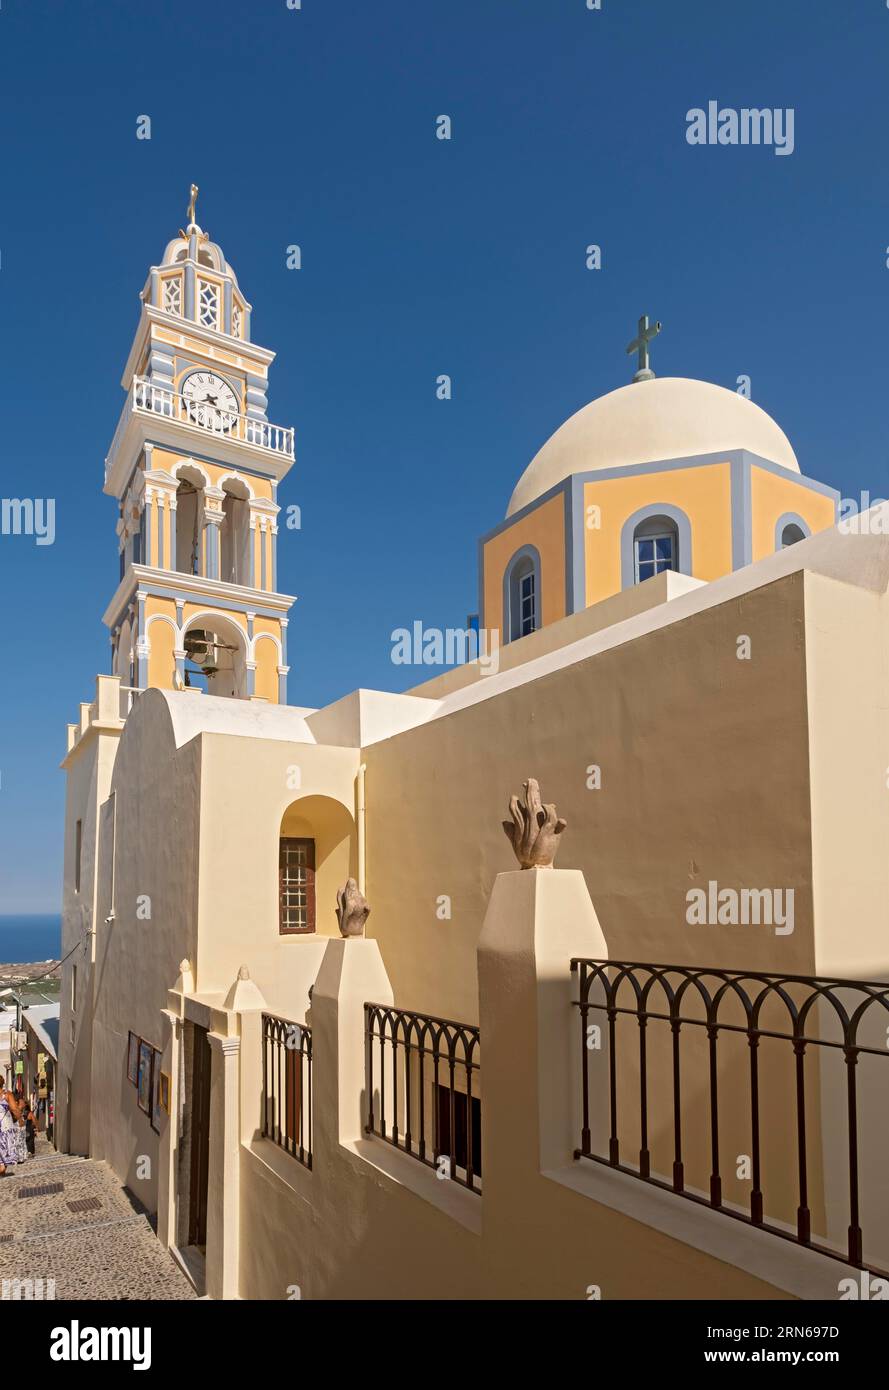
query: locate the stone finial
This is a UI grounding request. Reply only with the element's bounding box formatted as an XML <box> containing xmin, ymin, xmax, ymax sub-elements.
<box><xmin>223</xmin><ymin>964</ymin><xmax>267</xmax><ymax>1013</ymax></box>
<box><xmin>502</xmin><ymin>778</ymin><xmax>567</xmax><ymax>869</ymax></box>
<box><xmin>336</xmin><ymin>879</ymin><xmax>371</xmax><ymax>938</ymax></box>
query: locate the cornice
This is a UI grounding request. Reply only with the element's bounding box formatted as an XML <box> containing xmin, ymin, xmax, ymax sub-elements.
<box><xmin>121</xmin><ymin>304</ymin><xmax>275</xmax><ymax>390</ymax></box>
<box><xmin>102</xmin><ymin>564</ymin><xmax>297</xmax><ymax>630</ymax></box>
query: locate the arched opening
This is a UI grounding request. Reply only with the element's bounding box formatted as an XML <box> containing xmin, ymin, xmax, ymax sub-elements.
<box><xmin>278</xmin><ymin>795</ymin><xmax>356</xmax><ymax>937</ymax></box>
<box><xmin>780</xmin><ymin>522</ymin><xmax>806</xmax><ymax>548</ymax></box>
<box><xmin>174</xmin><ymin>465</ymin><xmax>206</xmax><ymax>576</ymax></box>
<box><xmin>633</xmin><ymin>514</ymin><xmax>679</xmax><ymax>584</ymax></box>
<box><xmin>504</xmin><ymin>547</ymin><xmax>541</xmax><ymax>642</ymax></box>
<box><xmin>220</xmin><ymin>479</ymin><xmax>250</xmax><ymax>586</ymax></box>
<box><xmin>181</xmin><ymin>612</ymin><xmax>248</xmax><ymax>699</ymax></box>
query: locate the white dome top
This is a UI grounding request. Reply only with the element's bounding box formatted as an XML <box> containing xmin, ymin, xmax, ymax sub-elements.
<box><xmin>507</xmin><ymin>376</ymin><xmax>799</xmax><ymax>517</ymax></box>
<box><xmin>159</xmin><ymin>229</ymin><xmax>241</xmax><ymax>287</ymax></box>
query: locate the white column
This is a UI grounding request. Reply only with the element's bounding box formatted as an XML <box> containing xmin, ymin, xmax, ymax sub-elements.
<box><xmin>205</xmin><ymin>1032</ymin><xmax>241</xmax><ymax>1300</ymax></box>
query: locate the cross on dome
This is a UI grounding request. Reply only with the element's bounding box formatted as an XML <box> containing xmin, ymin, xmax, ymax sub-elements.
<box><xmin>626</xmin><ymin>314</ymin><xmax>662</xmax><ymax>382</ymax></box>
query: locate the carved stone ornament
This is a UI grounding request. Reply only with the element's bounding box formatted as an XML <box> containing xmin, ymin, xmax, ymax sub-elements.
<box><xmin>502</xmin><ymin>778</ymin><xmax>567</xmax><ymax>869</ymax></box>
<box><xmin>337</xmin><ymin>878</ymin><xmax>371</xmax><ymax>938</ymax></box>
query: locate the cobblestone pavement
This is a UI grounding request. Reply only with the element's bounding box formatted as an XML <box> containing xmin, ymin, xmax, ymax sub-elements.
<box><xmin>0</xmin><ymin>1134</ymin><xmax>196</xmax><ymax>1300</ymax></box>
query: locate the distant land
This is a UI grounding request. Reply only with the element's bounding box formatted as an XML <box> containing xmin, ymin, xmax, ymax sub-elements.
<box><xmin>0</xmin><ymin>914</ymin><xmax>61</xmax><ymax>966</ymax></box>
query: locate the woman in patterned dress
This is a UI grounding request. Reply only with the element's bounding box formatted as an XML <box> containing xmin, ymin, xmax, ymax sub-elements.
<box><xmin>0</xmin><ymin>1075</ymin><xmax>22</xmax><ymax>1174</ymax></box>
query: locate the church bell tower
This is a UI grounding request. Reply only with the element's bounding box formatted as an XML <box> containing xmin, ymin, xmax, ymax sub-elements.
<box><xmin>102</xmin><ymin>187</ymin><xmax>295</xmax><ymax>703</ymax></box>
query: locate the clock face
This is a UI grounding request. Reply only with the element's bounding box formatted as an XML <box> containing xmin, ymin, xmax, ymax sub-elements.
<box><xmin>181</xmin><ymin>371</ymin><xmax>239</xmax><ymax>431</ymax></box>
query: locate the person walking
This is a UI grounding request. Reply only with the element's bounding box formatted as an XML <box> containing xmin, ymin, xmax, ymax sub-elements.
<box><xmin>0</xmin><ymin>1075</ymin><xmax>22</xmax><ymax>1175</ymax></box>
<box><xmin>20</xmin><ymin>1101</ymin><xmax>36</xmax><ymax>1158</ymax></box>
<box><xmin>13</xmin><ymin>1102</ymin><xmax>27</xmax><ymax>1165</ymax></box>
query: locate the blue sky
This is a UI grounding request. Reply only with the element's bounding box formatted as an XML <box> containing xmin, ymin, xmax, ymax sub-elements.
<box><xmin>0</xmin><ymin>0</ymin><xmax>887</xmax><ymax>910</ymax></box>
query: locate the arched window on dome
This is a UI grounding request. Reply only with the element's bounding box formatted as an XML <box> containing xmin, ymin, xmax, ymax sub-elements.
<box><xmin>504</xmin><ymin>546</ymin><xmax>541</xmax><ymax>642</ymax></box>
<box><xmin>775</xmin><ymin>513</ymin><xmax>810</xmax><ymax>550</ymax></box>
<box><xmin>633</xmin><ymin>514</ymin><xmax>679</xmax><ymax>584</ymax></box>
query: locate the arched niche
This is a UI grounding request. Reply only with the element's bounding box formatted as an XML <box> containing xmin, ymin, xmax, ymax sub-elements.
<box><xmin>278</xmin><ymin>794</ymin><xmax>356</xmax><ymax>937</ymax></box>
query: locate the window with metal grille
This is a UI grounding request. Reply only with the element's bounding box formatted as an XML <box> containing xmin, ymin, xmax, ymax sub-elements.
<box><xmin>279</xmin><ymin>837</ymin><xmax>316</xmax><ymax>934</ymax></box>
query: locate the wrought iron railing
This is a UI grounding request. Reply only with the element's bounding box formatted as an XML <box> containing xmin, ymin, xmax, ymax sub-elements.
<box><xmin>572</xmin><ymin>959</ymin><xmax>889</xmax><ymax>1274</ymax></box>
<box><xmin>261</xmin><ymin>1013</ymin><xmax>312</xmax><ymax>1169</ymax></box>
<box><xmin>364</xmin><ymin>1003</ymin><xmax>481</xmax><ymax>1192</ymax></box>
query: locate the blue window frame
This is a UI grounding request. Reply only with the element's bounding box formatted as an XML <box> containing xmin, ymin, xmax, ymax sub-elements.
<box><xmin>518</xmin><ymin>569</ymin><xmax>536</xmax><ymax>636</ymax></box>
<box><xmin>507</xmin><ymin>554</ymin><xmax>539</xmax><ymax>641</ymax></box>
<box><xmin>634</xmin><ymin>531</ymin><xmax>675</xmax><ymax>584</ymax></box>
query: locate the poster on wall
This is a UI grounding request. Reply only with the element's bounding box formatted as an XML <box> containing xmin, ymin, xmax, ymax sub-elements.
<box><xmin>150</xmin><ymin>1049</ymin><xmax>163</xmax><ymax>1133</ymax></box>
<box><xmin>137</xmin><ymin>1040</ymin><xmax>153</xmax><ymax>1114</ymax></box>
<box><xmin>127</xmin><ymin>1031</ymin><xmax>139</xmax><ymax>1085</ymax></box>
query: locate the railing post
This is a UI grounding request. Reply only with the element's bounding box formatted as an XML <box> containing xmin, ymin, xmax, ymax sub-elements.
<box><xmin>478</xmin><ymin>866</ymin><xmax>608</xmax><ymax>1193</ymax></box>
<box><xmin>311</xmin><ymin>938</ymin><xmax>394</xmax><ymax>1149</ymax></box>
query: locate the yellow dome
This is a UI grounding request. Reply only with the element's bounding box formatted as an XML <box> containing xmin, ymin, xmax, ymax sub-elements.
<box><xmin>507</xmin><ymin>377</ymin><xmax>799</xmax><ymax>517</ymax></box>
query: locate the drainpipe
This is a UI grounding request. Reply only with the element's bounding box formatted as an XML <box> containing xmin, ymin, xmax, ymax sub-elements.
<box><xmin>356</xmin><ymin>763</ymin><xmax>367</xmax><ymax>894</ymax></box>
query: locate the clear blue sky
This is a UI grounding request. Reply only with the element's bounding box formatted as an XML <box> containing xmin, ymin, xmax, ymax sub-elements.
<box><xmin>0</xmin><ymin>0</ymin><xmax>887</xmax><ymax>910</ymax></box>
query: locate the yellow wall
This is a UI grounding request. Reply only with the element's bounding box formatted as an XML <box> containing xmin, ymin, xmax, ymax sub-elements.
<box><xmin>149</xmin><ymin>448</ymin><xmax>275</xmax><ymax>501</ymax></box>
<box><xmin>482</xmin><ymin>493</ymin><xmax>565</xmax><ymax>640</ymax></box>
<box><xmin>751</xmin><ymin>468</ymin><xmax>836</xmax><ymax>562</ymax></box>
<box><xmin>584</xmin><ymin>462</ymin><xmax>733</xmax><ymax>605</ymax></box>
<box><xmin>254</xmin><ymin>633</ymin><xmax>280</xmax><ymax>702</ymax></box>
<box><xmin>146</xmin><ymin>596</ymin><xmax>177</xmax><ymax>690</ymax></box>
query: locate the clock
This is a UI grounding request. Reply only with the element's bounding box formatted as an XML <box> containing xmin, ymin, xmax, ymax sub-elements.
<box><xmin>181</xmin><ymin>371</ymin><xmax>239</xmax><ymax>431</ymax></box>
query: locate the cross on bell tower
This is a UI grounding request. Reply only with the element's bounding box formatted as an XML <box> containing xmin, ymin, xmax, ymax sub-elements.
<box><xmin>626</xmin><ymin>314</ymin><xmax>662</xmax><ymax>382</ymax></box>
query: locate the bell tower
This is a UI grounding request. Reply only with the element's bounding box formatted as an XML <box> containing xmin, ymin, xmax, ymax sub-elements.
<box><xmin>102</xmin><ymin>187</ymin><xmax>295</xmax><ymax>703</ymax></box>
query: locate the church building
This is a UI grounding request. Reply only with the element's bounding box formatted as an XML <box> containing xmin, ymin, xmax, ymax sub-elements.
<box><xmin>57</xmin><ymin>197</ymin><xmax>889</xmax><ymax>1302</ymax></box>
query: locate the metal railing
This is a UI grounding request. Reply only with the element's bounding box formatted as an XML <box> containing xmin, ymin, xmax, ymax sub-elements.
<box><xmin>364</xmin><ymin>1003</ymin><xmax>481</xmax><ymax>1192</ymax></box>
<box><xmin>107</xmin><ymin>376</ymin><xmax>295</xmax><ymax>467</ymax></box>
<box><xmin>572</xmin><ymin>958</ymin><xmax>889</xmax><ymax>1274</ymax></box>
<box><xmin>261</xmin><ymin>1013</ymin><xmax>312</xmax><ymax>1169</ymax></box>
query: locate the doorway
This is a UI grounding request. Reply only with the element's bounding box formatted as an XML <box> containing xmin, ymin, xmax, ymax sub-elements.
<box><xmin>187</xmin><ymin>1024</ymin><xmax>212</xmax><ymax>1250</ymax></box>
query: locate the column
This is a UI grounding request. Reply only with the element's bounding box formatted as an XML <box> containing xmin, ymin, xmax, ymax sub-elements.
<box><xmin>203</xmin><ymin>508</ymin><xmax>223</xmax><ymax>580</ymax></box>
<box><xmin>205</xmin><ymin>1032</ymin><xmax>241</xmax><ymax>1301</ymax></box>
<box><xmin>135</xmin><ymin>591</ymin><xmax>149</xmax><ymax>689</ymax></box>
<box><xmin>184</xmin><ymin>262</ymin><xmax>196</xmax><ymax>321</ymax></box>
<box><xmin>156</xmin><ymin>1012</ymin><xmax>182</xmax><ymax>1251</ymax></box>
<box><xmin>143</xmin><ymin>490</ymin><xmax>154</xmax><ymax>568</ymax></box>
<box><xmin>169</xmin><ymin>498</ymin><xmax>177</xmax><ymax>572</ymax></box>
<box><xmin>157</xmin><ymin>493</ymin><xmax>167</xmax><ymax>570</ymax></box>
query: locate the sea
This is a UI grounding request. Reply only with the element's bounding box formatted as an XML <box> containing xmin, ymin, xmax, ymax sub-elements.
<box><xmin>0</xmin><ymin>914</ymin><xmax>62</xmax><ymax>965</ymax></box>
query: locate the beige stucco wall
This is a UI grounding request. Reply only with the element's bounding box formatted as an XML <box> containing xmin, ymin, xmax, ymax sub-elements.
<box><xmin>85</xmin><ymin>693</ymin><xmax>202</xmax><ymax>1207</ymax></box>
<box><xmin>194</xmin><ymin>733</ymin><xmax>359</xmax><ymax>1003</ymax></box>
<box><xmin>58</xmin><ymin>706</ymin><xmax>122</xmax><ymax>1156</ymax></box>
<box><xmin>364</xmin><ymin>570</ymin><xmax>816</xmax><ymax>1026</ymax></box>
<box><xmin>805</xmin><ymin>570</ymin><xmax>889</xmax><ymax>979</ymax></box>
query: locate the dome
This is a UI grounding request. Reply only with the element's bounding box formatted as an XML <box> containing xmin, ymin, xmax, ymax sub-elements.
<box><xmin>507</xmin><ymin>377</ymin><xmax>799</xmax><ymax>517</ymax></box>
<box><xmin>160</xmin><ymin>231</ymin><xmax>240</xmax><ymax>287</ymax></box>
